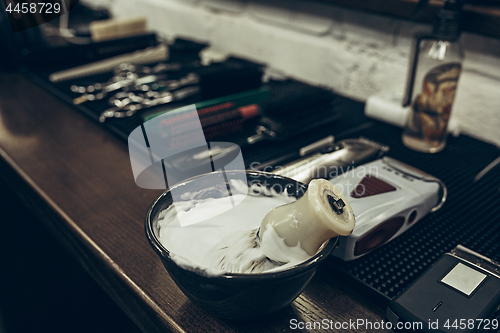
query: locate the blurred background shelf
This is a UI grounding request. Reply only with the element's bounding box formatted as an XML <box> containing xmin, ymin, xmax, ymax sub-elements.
<box><xmin>315</xmin><ymin>0</ymin><xmax>500</xmax><ymax>38</ymax></box>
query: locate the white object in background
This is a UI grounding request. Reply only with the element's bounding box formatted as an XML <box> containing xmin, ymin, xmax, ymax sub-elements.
<box><xmin>365</xmin><ymin>90</ymin><xmax>410</xmax><ymax>128</ymax></box>
<box><xmin>365</xmin><ymin>91</ymin><xmax>461</xmax><ymax>136</ymax></box>
<box><xmin>90</xmin><ymin>17</ymin><xmax>147</xmax><ymax>42</ymax></box>
<box><xmin>199</xmin><ymin>47</ymin><xmax>229</xmax><ymax>66</ymax></box>
<box><xmin>330</xmin><ymin>158</ymin><xmax>444</xmax><ymax>261</ymax></box>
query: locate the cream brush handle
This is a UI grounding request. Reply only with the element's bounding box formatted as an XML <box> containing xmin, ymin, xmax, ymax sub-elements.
<box><xmin>259</xmin><ymin>179</ymin><xmax>355</xmax><ymax>257</ymax></box>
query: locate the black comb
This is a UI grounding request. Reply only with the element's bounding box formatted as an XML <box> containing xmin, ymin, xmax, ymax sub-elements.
<box><xmin>248</xmin><ymin>80</ymin><xmax>339</xmax><ymax>143</ymax></box>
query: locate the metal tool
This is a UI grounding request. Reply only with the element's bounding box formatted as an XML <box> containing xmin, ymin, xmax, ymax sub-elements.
<box><xmin>98</xmin><ymin>86</ymin><xmax>200</xmax><ymax>122</ymax></box>
<box><xmin>71</xmin><ymin>69</ymin><xmax>199</xmax><ymax>105</ymax></box>
<box><xmin>271</xmin><ymin>137</ymin><xmax>389</xmax><ymax>184</ymax></box>
<box><xmin>68</xmin><ymin>62</ymin><xmax>202</xmax><ymax>122</ymax></box>
<box><xmin>49</xmin><ymin>44</ymin><xmax>169</xmax><ymax>82</ymax></box>
<box><xmin>474</xmin><ymin>156</ymin><xmax>500</xmax><ymax>183</ymax></box>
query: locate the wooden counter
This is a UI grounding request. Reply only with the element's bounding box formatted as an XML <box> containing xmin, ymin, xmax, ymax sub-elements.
<box><xmin>0</xmin><ymin>72</ymin><xmax>388</xmax><ymax>332</ymax></box>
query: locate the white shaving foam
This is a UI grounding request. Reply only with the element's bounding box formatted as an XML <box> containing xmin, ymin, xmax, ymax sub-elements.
<box><xmin>157</xmin><ymin>181</ymin><xmax>313</xmax><ymax>274</ymax></box>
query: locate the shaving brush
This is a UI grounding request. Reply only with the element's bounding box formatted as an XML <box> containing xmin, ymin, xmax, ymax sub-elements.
<box><xmin>204</xmin><ymin>179</ymin><xmax>355</xmax><ymax>273</ymax></box>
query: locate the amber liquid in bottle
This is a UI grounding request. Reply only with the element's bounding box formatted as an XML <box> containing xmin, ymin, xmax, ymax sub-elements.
<box><xmin>402</xmin><ymin>40</ymin><xmax>463</xmax><ymax>153</ymax></box>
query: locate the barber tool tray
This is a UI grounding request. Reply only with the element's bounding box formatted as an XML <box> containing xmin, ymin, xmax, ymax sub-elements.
<box><xmin>23</xmin><ymin>38</ymin><xmax>353</xmax><ymax>150</ymax></box>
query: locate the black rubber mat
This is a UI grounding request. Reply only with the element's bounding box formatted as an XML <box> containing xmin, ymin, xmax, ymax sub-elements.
<box><xmin>239</xmin><ymin>95</ymin><xmax>373</xmax><ymax>168</ymax></box>
<box><xmin>330</xmin><ymin>120</ymin><xmax>500</xmax><ymax>301</ymax></box>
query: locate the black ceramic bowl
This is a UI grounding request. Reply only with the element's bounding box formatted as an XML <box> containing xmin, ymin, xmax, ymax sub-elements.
<box><xmin>145</xmin><ymin>170</ymin><xmax>337</xmax><ymax>320</ymax></box>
